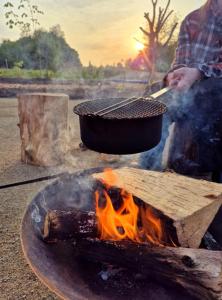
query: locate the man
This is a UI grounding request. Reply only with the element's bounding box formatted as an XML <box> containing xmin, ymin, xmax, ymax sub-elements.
<box><xmin>167</xmin><ymin>0</ymin><xmax>222</xmax><ymax>90</ymax></box>
<box><xmin>141</xmin><ymin>0</ymin><xmax>222</xmax><ymax>179</ymax></box>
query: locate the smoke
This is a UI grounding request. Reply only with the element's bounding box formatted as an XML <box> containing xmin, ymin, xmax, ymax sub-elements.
<box><xmin>139</xmin><ymin>84</ymin><xmax>193</xmax><ymax>171</ymax></box>
<box><xmin>139</xmin><ymin>90</ymin><xmax>179</xmax><ymax>171</ymax></box>
<box><xmin>140</xmin><ymin>78</ymin><xmax>222</xmax><ymax>174</ymax></box>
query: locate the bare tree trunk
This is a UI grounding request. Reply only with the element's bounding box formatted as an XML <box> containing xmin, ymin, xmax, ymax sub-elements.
<box><xmin>139</xmin><ymin>0</ymin><xmax>178</xmax><ymax>78</ymax></box>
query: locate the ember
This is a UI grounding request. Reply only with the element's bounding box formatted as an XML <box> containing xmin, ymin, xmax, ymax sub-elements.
<box><xmin>95</xmin><ymin>168</ymin><xmax>172</xmax><ymax>246</ymax></box>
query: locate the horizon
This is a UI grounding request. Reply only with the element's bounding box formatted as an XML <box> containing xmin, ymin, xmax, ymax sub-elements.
<box><xmin>0</xmin><ymin>0</ymin><xmax>205</xmax><ymax>66</ymax></box>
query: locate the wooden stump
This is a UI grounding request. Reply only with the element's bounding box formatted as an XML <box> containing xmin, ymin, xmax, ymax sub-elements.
<box><xmin>18</xmin><ymin>93</ymin><xmax>69</xmax><ymax>166</ymax></box>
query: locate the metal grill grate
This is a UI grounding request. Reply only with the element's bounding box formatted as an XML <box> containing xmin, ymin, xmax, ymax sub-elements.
<box><xmin>74</xmin><ymin>97</ymin><xmax>167</xmax><ymax>120</ymax></box>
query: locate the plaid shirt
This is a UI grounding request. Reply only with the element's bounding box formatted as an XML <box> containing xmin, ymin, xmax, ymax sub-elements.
<box><xmin>171</xmin><ymin>6</ymin><xmax>222</xmax><ymax>78</ymax></box>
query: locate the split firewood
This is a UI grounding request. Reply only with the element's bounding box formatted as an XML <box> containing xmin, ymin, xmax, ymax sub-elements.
<box><xmin>17</xmin><ymin>93</ymin><xmax>69</xmax><ymax>166</ymax></box>
<box><xmin>93</xmin><ymin>167</ymin><xmax>222</xmax><ymax>248</ymax></box>
<box><xmin>42</xmin><ymin>209</ymin><xmax>221</xmax><ymax>250</ymax></box>
<box><xmin>76</xmin><ymin>237</ymin><xmax>222</xmax><ymax>300</ymax></box>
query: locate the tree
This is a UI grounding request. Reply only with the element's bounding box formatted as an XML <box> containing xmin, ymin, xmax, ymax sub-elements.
<box><xmin>138</xmin><ymin>0</ymin><xmax>178</xmax><ymax>82</ymax></box>
<box><xmin>0</xmin><ymin>28</ymin><xmax>82</xmax><ymax>71</ymax></box>
<box><xmin>3</xmin><ymin>0</ymin><xmax>44</xmax><ymax>36</ymax></box>
<box><xmin>32</xmin><ymin>27</ymin><xmax>82</xmax><ymax>71</ymax></box>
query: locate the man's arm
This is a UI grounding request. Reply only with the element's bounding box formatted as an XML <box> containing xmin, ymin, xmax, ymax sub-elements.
<box><xmin>190</xmin><ymin>63</ymin><xmax>222</xmax><ymax>78</ymax></box>
<box><xmin>163</xmin><ymin>17</ymin><xmax>192</xmax><ymax>87</ymax></box>
<box><xmin>173</xmin><ymin>17</ymin><xmax>222</xmax><ymax>78</ymax></box>
<box><xmin>168</xmin><ymin>63</ymin><xmax>222</xmax><ymax>92</ymax></box>
<box><xmin>170</xmin><ymin>18</ymin><xmax>191</xmax><ymax>71</ymax></box>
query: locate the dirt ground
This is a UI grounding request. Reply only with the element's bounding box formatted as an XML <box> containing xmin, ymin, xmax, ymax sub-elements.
<box><xmin>0</xmin><ymin>98</ymin><xmax>140</xmax><ymax>300</ymax></box>
<box><xmin>0</xmin><ymin>79</ymin><xmax>147</xmax><ymax>100</ymax></box>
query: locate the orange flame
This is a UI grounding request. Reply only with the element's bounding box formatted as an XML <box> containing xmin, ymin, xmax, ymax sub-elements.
<box><xmin>95</xmin><ymin>189</ymin><xmax>140</xmax><ymax>242</ymax></box>
<box><xmin>98</xmin><ymin>168</ymin><xmax>118</xmax><ymax>188</ymax></box>
<box><xmin>140</xmin><ymin>206</ymin><xmax>164</xmax><ymax>245</ymax></box>
<box><xmin>95</xmin><ymin>169</ymin><xmax>174</xmax><ymax>246</ymax></box>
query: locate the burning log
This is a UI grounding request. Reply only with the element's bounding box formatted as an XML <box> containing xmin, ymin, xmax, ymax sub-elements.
<box><xmin>40</xmin><ymin>169</ymin><xmax>222</xmax><ymax>299</ymax></box>
<box><xmin>43</xmin><ymin>208</ymin><xmax>222</xmax><ymax>249</ymax></box>
<box><xmin>17</xmin><ymin>93</ymin><xmax>69</xmax><ymax>166</ymax></box>
<box><xmin>42</xmin><ymin>210</ymin><xmax>97</xmax><ymax>242</ymax></box>
<box><xmin>42</xmin><ymin>193</ymin><xmax>176</xmax><ymax>247</ymax></box>
<box><xmin>42</xmin><ymin>208</ymin><xmax>222</xmax><ymax>299</ymax></box>
<box><xmin>93</xmin><ymin>168</ymin><xmax>222</xmax><ymax>248</ymax></box>
<box><xmin>76</xmin><ymin>238</ymin><xmax>222</xmax><ymax>300</ymax></box>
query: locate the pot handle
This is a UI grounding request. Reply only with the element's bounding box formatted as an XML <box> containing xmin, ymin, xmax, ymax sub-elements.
<box><xmin>147</xmin><ymin>87</ymin><xmax>171</xmax><ymax>100</ymax></box>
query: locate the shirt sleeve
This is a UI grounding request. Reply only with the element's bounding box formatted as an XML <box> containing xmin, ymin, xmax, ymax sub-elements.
<box><xmin>190</xmin><ymin>63</ymin><xmax>222</xmax><ymax>78</ymax></box>
<box><xmin>169</xmin><ymin>17</ymin><xmax>191</xmax><ymax>71</ymax></box>
<box><xmin>166</xmin><ymin>13</ymin><xmax>222</xmax><ymax>80</ymax></box>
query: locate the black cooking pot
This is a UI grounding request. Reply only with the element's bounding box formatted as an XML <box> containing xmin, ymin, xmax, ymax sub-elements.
<box><xmin>74</xmin><ymin>94</ymin><xmax>167</xmax><ymax>155</ymax></box>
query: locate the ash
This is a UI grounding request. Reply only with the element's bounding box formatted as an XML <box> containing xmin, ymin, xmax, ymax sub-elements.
<box><xmin>99</xmin><ymin>265</ymin><xmax>123</xmax><ymax>281</ymax></box>
<box><xmin>77</xmin><ymin>258</ymin><xmax>197</xmax><ymax>300</ymax></box>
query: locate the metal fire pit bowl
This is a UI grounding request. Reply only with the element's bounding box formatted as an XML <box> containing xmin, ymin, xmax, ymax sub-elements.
<box><xmin>21</xmin><ymin>168</ymin><xmax>196</xmax><ymax>300</ymax></box>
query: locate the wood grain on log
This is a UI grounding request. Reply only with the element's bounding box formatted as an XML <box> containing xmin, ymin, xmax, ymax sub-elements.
<box><xmin>77</xmin><ymin>238</ymin><xmax>222</xmax><ymax>300</ymax></box>
<box><xmin>17</xmin><ymin>93</ymin><xmax>69</xmax><ymax>166</ymax></box>
<box><xmin>93</xmin><ymin>168</ymin><xmax>222</xmax><ymax>248</ymax></box>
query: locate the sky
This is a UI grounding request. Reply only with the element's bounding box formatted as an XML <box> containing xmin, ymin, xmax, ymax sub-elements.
<box><xmin>0</xmin><ymin>0</ymin><xmax>205</xmax><ymax>66</ymax></box>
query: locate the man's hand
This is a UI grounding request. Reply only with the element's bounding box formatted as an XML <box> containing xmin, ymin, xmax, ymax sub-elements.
<box><xmin>167</xmin><ymin>67</ymin><xmax>201</xmax><ymax>92</ymax></box>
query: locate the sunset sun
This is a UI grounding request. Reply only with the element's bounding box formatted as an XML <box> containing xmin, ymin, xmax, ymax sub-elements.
<box><xmin>135</xmin><ymin>41</ymin><xmax>145</xmax><ymax>51</ymax></box>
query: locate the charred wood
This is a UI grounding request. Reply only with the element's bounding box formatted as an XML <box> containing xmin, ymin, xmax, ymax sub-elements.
<box><xmin>41</xmin><ymin>208</ymin><xmax>175</xmax><ymax>245</ymax></box>
<box><xmin>42</xmin><ymin>209</ymin><xmax>222</xmax><ymax>299</ymax></box>
<box><xmin>76</xmin><ymin>238</ymin><xmax>222</xmax><ymax>300</ymax></box>
<box><xmin>42</xmin><ymin>209</ymin><xmax>222</xmax><ymax>251</ymax></box>
<box><xmin>201</xmin><ymin>232</ymin><xmax>222</xmax><ymax>251</ymax></box>
<box><xmin>42</xmin><ymin>209</ymin><xmax>97</xmax><ymax>242</ymax></box>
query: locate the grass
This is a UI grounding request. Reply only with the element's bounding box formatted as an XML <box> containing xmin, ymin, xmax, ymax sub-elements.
<box><xmin>0</xmin><ymin>67</ymin><xmax>128</xmax><ymax>80</ymax></box>
<box><xmin>0</xmin><ymin>68</ymin><xmax>88</xmax><ymax>80</ymax></box>
<box><xmin>0</xmin><ymin>68</ymin><xmax>57</xmax><ymax>79</ymax></box>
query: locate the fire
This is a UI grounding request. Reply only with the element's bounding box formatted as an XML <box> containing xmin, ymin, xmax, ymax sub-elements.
<box><xmin>95</xmin><ymin>189</ymin><xmax>140</xmax><ymax>242</ymax></box>
<box><xmin>98</xmin><ymin>168</ymin><xmax>118</xmax><ymax>188</ymax></box>
<box><xmin>140</xmin><ymin>206</ymin><xmax>164</xmax><ymax>245</ymax></box>
<box><xmin>95</xmin><ymin>169</ymin><xmax>172</xmax><ymax>246</ymax></box>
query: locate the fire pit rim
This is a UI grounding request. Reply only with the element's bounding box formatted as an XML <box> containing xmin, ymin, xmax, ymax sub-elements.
<box><xmin>20</xmin><ymin>167</ymin><xmax>222</xmax><ymax>300</ymax></box>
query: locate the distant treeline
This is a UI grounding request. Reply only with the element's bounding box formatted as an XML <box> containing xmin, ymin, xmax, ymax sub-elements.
<box><xmin>0</xmin><ymin>24</ymin><xmax>177</xmax><ymax>80</ymax></box>
<box><xmin>0</xmin><ymin>26</ymin><xmax>82</xmax><ymax>72</ymax></box>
